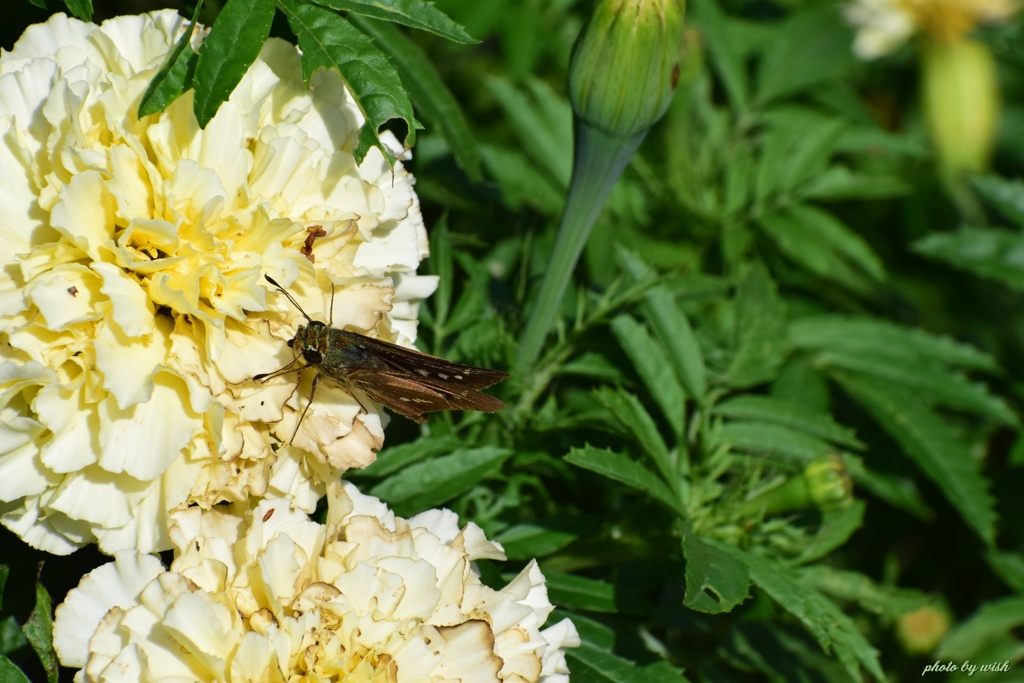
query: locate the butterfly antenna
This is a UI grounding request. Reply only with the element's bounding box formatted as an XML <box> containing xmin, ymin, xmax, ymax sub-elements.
<box><xmin>265</xmin><ymin>275</ymin><xmax>313</xmax><ymax>323</ymax></box>
<box><xmin>253</xmin><ymin>356</ymin><xmax>303</xmax><ymax>382</ymax></box>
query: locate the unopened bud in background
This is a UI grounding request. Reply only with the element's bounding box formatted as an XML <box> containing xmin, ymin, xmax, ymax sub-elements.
<box><xmin>515</xmin><ymin>0</ymin><xmax>687</xmax><ymax>373</ymax></box>
<box><xmin>568</xmin><ymin>0</ymin><xmax>686</xmax><ymax>139</ymax></box>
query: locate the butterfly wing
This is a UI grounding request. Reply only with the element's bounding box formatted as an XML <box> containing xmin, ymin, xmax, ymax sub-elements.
<box><xmin>344</xmin><ymin>368</ymin><xmax>507</xmax><ymax>423</ymax></box>
<box><xmin>332</xmin><ymin>330</ymin><xmax>509</xmax><ymax>389</ymax></box>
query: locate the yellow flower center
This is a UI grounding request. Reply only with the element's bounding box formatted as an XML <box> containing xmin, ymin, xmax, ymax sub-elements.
<box><xmin>900</xmin><ymin>0</ymin><xmax>1018</xmax><ymax>41</ymax></box>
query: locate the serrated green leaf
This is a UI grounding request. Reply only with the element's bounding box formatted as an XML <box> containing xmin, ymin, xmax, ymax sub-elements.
<box><xmin>754</xmin><ymin>126</ymin><xmax>796</xmax><ymax>205</ymax></box>
<box><xmin>618</xmin><ymin>251</ymin><xmax>708</xmax><ymax>401</ymax></box>
<box><xmin>833</xmin><ymin>372</ymin><xmax>997</xmax><ymax>545</ymax></box>
<box><xmin>835</xmin><ymin>125</ymin><xmax>930</xmax><ymax>158</ymax></box>
<box><xmin>754</xmin><ymin>113</ymin><xmax>844</xmax><ymax>202</ymax></box>
<box><xmin>817</xmin><ymin>350</ymin><xmax>1016</xmax><ymax>425</ymax></box>
<box><xmin>986</xmin><ymin>550</ymin><xmax>1024</xmax><ymax>594</ymax></box>
<box><xmin>349</xmin><ymin>435</ymin><xmax>462</xmax><ymax>478</ymax></box>
<box><xmin>665</xmin><ymin>274</ymin><xmax>734</xmax><ymax>300</ymax></box>
<box><xmin>444</xmin><ymin>255</ymin><xmax>494</xmax><ymax>336</ymax></box>
<box><xmin>972</xmin><ymin>175</ymin><xmax>1024</xmax><ymax>228</ymax></box>
<box><xmin>63</xmin><ymin>0</ymin><xmax>92</xmax><ymax>21</ymax></box>
<box><xmin>802</xmin><ymin>166</ymin><xmax>911</xmax><ymax>201</ymax></box>
<box><xmin>782</xmin><ymin>120</ymin><xmax>846</xmax><ymax>194</ymax></box>
<box><xmin>480</xmin><ymin>144</ymin><xmax>563</xmax><ymax>215</ymax></box>
<box><xmin>800</xmin><ymin>565</ymin><xmax>930</xmax><ymax>618</ymax></box>
<box><xmin>22</xmin><ymin>581</ymin><xmax>56</xmax><ymax>683</ymax></box>
<box><xmin>843</xmin><ymin>455</ymin><xmax>932</xmax><ymax>520</ymax></box>
<box><xmin>593</xmin><ymin>388</ymin><xmax>676</xmax><ymax>486</ymax></box>
<box><xmin>486</xmin><ymin>76</ymin><xmax>572</xmax><ymax>187</ymax></box>
<box><xmin>1010</xmin><ymin>433</ymin><xmax>1024</xmax><ymax>467</ymax></box>
<box><xmin>0</xmin><ymin>656</ymin><xmax>30</xmax><ymax>683</ymax></box>
<box><xmin>611</xmin><ymin>315</ymin><xmax>686</xmax><ymax>436</ymax></box>
<box><xmin>690</xmin><ymin>0</ymin><xmax>748</xmax><ymax>112</ymax></box>
<box><xmin>422</xmin><ymin>217</ymin><xmax>452</xmax><ymax>335</ymax></box>
<box><xmin>727</xmin><ymin>623</ymin><xmax>860</xmax><ymax>683</ymax></box>
<box><xmin>138</xmin><ymin>23</ymin><xmax>198</xmax><ymax>119</ymax></box>
<box><xmin>914</xmin><ymin>227</ymin><xmax>1024</xmax><ymax>291</ymax></box>
<box><xmin>351</xmin><ymin>16</ymin><xmax>481</xmax><ymax>181</ymax></box>
<box><xmin>714</xmin><ymin>421</ymin><xmax>833</xmax><ymax>465</ymax></box>
<box><xmin>758</xmin><ymin>204</ymin><xmax>885</xmax><ymax>290</ymax></box>
<box><xmin>544</xmin><ymin>572</ymin><xmax>617</xmax><ymax>613</ymax></box>
<box><xmin>681</xmin><ymin>530</ymin><xmax>751</xmax><ymax>613</ymax></box>
<box><xmin>559</xmin><ymin>352</ymin><xmax>626</xmax><ymax>383</ymax></box>
<box><xmin>790</xmin><ymin>316</ymin><xmax>999</xmax><ymax>372</ymax></box>
<box><xmin>730</xmin><ymin>546</ymin><xmax>885</xmax><ymax>682</ymax></box>
<box><xmin>727</xmin><ymin>264</ymin><xmax>787</xmax><ymax>388</ymax></box>
<box><xmin>938</xmin><ymin>596</ymin><xmax>1024</xmax><ymax>659</ymax></box>
<box><xmin>313</xmin><ymin>0</ymin><xmax>475</xmax><ymax>43</ymax></box>
<box><xmin>567</xmin><ymin>643</ymin><xmax>692</xmax><ymax>683</ymax></box>
<box><xmin>714</xmin><ymin>395</ymin><xmax>864</xmax><ymax>450</ymax></box>
<box><xmin>795</xmin><ymin>502</ymin><xmax>865</xmax><ymax>564</ymax></box>
<box><xmin>368</xmin><ymin>446</ymin><xmax>512</xmax><ymax>515</ymax></box>
<box><xmin>495</xmin><ymin>522</ymin><xmax>580</xmax><ymax>560</ymax></box>
<box><xmin>643</xmin><ymin>288</ymin><xmax>707</xmax><ymax>402</ymax></box>
<box><xmin>193</xmin><ymin>0</ymin><xmax>274</xmax><ymax>127</ymax></box>
<box><xmin>771</xmin><ymin>357</ymin><xmax>832</xmax><ymax>412</ymax></box>
<box><xmin>754</xmin><ymin>6</ymin><xmax>853</xmax><ymax>106</ymax></box>
<box><xmin>724</xmin><ymin>146</ymin><xmax>754</xmax><ymax>213</ymax></box>
<box><xmin>565</xmin><ymin>446</ymin><xmax>684</xmax><ymax>516</ymax></box>
<box><xmin>278</xmin><ymin>0</ymin><xmax>416</xmax><ymax>164</ymax></box>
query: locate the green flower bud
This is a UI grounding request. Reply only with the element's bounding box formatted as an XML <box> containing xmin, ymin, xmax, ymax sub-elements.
<box><xmin>805</xmin><ymin>453</ymin><xmax>853</xmax><ymax>511</ymax></box>
<box><xmin>896</xmin><ymin>604</ymin><xmax>952</xmax><ymax>655</ymax></box>
<box><xmin>739</xmin><ymin>455</ymin><xmax>853</xmax><ymax>518</ymax></box>
<box><xmin>922</xmin><ymin>37</ymin><xmax>999</xmax><ymax>174</ymax></box>
<box><xmin>568</xmin><ymin>0</ymin><xmax>686</xmax><ymax>139</ymax></box>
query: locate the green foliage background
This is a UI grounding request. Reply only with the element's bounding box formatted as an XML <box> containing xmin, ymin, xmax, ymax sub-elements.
<box><xmin>4</xmin><ymin>0</ymin><xmax>1024</xmax><ymax>681</ymax></box>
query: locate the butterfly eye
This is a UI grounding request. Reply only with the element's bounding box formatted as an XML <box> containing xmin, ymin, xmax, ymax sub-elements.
<box><xmin>303</xmin><ymin>348</ymin><xmax>322</xmax><ymax>364</ymax></box>
<box><xmin>287</xmin><ymin>339</ymin><xmax>294</xmax><ymax>348</ymax></box>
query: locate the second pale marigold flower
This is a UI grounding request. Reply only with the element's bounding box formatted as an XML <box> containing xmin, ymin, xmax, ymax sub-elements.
<box><xmin>53</xmin><ymin>483</ymin><xmax>580</xmax><ymax>682</ymax></box>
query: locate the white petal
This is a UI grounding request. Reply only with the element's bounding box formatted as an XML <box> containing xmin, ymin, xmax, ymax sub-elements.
<box><xmin>93</xmin><ymin>315</ymin><xmax>170</xmax><ymax>411</ymax></box>
<box><xmin>0</xmin><ymin>13</ymin><xmax>93</xmax><ymax>66</ymax></box>
<box><xmin>53</xmin><ymin>552</ymin><xmax>166</xmax><ymax>667</ymax></box>
<box><xmin>49</xmin><ymin>170</ymin><xmax>114</xmax><ymax>264</ymax></box>
<box><xmin>161</xmin><ymin>591</ymin><xmax>238</xmax><ymax>664</ymax></box>
<box><xmin>0</xmin><ymin>415</ymin><xmax>53</xmax><ymax>500</ymax></box>
<box><xmin>34</xmin><ymin>383</ymin><xmax>101</xmax><ymax>473</ymax></box>
<box><xmin>0</xmin><ymin>498</ymin><xmax>91</xmax><ymax>555</ymax></box>
<box><xmin>97</xmin><ymin>371</ymin><xmax>199</xmax><ymax>480</ymax></box>
<box><xmin>93</xmin><ymin>261</ymin><xmax>156</xmax><ymax>337</ymax></box>
<box><xmin>26</xmin><ymin>264</ymin><xmax>102</xmax><ymax>332</ymax></box>
<box><xmin>229</xmin><ymin>631</ymin><xmax>281</xmax><ymax>682</ymax></box>
<box><xmin>46</xmin><ymin>467</ymin><xmax>140</xmax><ymax>528</ymax></box>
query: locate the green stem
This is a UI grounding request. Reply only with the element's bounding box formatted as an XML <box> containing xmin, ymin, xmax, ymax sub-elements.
<box><xmin>514</xmin><ymin>122</ymin><xmax>646</xmax><ymax>374</ymax></box>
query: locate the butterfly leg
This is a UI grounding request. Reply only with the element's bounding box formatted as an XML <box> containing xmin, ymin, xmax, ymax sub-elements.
<box><xmin>289</xmin><ymin>372</ymin><xmax>320</xmax><ymax>445</ymax></box>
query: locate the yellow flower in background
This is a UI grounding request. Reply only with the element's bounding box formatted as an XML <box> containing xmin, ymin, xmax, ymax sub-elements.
<box><xmin>0</xmin><ymin>11</ymin><xmax>437</xmax><ymax>554</ymax></box>
<box><xmin>53</xmin><ymin>484</ymin><xmax>580</xmax><ymax>682</ymax></box>
<box><xmin>845</xmin><ymin>0</ymin><xmax>1018</xmax><ymax>58</ymax></box>
<box><xmin>845</xmin><ymin>0</ymin><xmax>1018</xmax><ymax>178</ymax></box>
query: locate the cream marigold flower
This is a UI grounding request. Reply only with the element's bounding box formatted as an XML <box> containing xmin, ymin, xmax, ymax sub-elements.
<box><xmin>845</xmin><ymin>0</ymin><xmax>1019</xmax><ymax>58</ymax></box>
<box><xmin>53</xmin><ymin>483</ymin><xmax>580</xmax><ymax>682</ymax></box>
<box><xmin>0</xmin><ymin>11</ymin><xmax>437</xmax><ymax>554</ymax></box>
